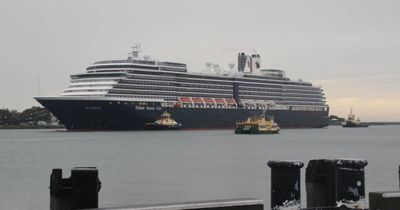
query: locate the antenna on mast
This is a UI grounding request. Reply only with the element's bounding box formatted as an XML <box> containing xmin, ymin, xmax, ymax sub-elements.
<box><xmin>37</xmin><ymin>75</ymin><xmax>41</xmax><ymax>96</ymax></box>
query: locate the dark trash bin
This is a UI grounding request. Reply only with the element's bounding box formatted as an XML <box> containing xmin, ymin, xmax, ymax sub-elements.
<box><xmin>267</xmin><ymin>160</ymin><xmax>304</xmax><ymax>210</ymax></box>
<box><xmin>305</xmin><ymin>159</ymin><xmax>367</xmax><ymax>209</ymax></box>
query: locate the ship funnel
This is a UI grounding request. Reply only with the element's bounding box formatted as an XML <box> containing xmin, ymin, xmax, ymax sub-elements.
<box><xmin>143</xmin><ymin>55</ymin><xmax>150</xmax><ymax>61</ymax></box>
<box><xmin>238</xmin><ymin>52</ymin><xmax>251</xmax><ymax>73</ymax></box>
<box><xmin>251</xmin><ymin>54</ymin><xmax>261</xmax><ymax>74</ymax></box>
<box><xmin>237</xmin><ymin>52</ymin><xmax>262</xmax><ymax>74</ymax></box>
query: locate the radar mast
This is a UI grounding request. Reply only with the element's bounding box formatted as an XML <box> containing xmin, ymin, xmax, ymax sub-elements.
<box><xmin>129</xmin><ymin>44</ymin><xmax>141</xmax><ymax>58</ymax></box>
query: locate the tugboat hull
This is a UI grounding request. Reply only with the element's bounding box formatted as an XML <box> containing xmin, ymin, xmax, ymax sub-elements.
<box><xmin>234</xmin><ymin>127</ymin><xmax>280</xmax><ymax>134</ymax></box>
<box><xmin>342</xmin><ymin>123</ymin><xmax>369</xmax><ymax>128</ymax></box>
<box><xmin>144</xmin><ymin>123</ymin><xmax>183</xmax><ymax>130</ymax></box>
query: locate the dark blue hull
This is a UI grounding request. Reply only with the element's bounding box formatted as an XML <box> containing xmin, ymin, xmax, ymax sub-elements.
<box><xmin>35</xmin><ymin>98</ymin><xmax>329</xmax><ymax>130</ymax></box>
<box><xmin>342</xmin><ymin>123</ymin><xmax>369</xmax><ymax>128</ymax></box>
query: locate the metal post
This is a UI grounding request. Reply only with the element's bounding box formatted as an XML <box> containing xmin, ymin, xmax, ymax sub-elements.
<box><xmin>71</xmin><ymin>167</ymin><xmax>101</xmax><ymax>209</ymax></box>
<box><xmin>50</xmin><ymin>168</ymin><xmax>71</xmax><ymax>210</ymax></box>
<box><xmin>49</xmin><ymin>167</ymin><xmax>101</xmax><ymax>210</ymax></box>
<box><xmin>267</xmin><ymin>160</ymin><xmax>304</xmax><ymax>210</ymax></box>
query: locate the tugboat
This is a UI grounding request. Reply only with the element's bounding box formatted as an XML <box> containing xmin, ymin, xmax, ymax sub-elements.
<box><xmin>342</xmin><ymin>108</ymin><xmax>369</xmax><ymax>128</ymax></box>
<box><xmin>235</xmin><ymin>111</ymin><xmax>280</xmax><ymax>134</ymax></box>
<box><xmin>145</xmin><ymin>111</ymin><xmax>183</xmax><ymax>130</ymax></box>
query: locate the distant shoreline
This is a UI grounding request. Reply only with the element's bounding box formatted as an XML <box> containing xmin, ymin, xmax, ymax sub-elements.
<box><xmin>0</xmin><ymin>125</ymin><xmax>65</xmax><ymax>129</ymax></box>
<box><xmin>364</xmin><ymin>122</ymin><xmax>400</xmax><ymax>125</ymax></box>
<box><xmin>330</xmin><ymin>122</ymin><xmax>400</xmax><ymax>126</ymax></box>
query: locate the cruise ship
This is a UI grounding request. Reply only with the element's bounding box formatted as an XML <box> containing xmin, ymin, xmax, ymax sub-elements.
<box><xmin>35</xmin><ymin>46</ymin><xmax>329</xmax><ymax>130</ymax></box>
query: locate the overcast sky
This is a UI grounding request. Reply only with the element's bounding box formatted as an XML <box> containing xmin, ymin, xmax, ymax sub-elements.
<box><xmin>1</xmin><ymin>0</ymin><xmax>400</xmax><ymax>121</ymax></box>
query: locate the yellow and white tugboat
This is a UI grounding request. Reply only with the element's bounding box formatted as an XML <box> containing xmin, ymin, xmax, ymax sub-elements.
<box><xmin>145</xmin><ymin>111</ymin><xmax>182</xmax><ymax>130</ymax></box>
<box><xmin>342</xmin><ymin>108</ymin><xmax>369</xmax><ymax>128</ymax></box>
<box><xmin>235</xmin><ymin>111</ymin><xmax>280</xmax><ymax>134</ymax></box>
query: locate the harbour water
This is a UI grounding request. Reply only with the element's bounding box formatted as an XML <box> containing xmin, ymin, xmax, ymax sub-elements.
<box><xmin>0</xmin><ymin>126</ymin><xmax>399</xmax><ymax>209</ymax></box>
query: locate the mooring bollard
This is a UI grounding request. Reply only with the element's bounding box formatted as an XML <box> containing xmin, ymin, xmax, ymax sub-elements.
<box><xmin>50</xmin><ymin>167</ymin><xmax>101</xmax><ymax>210</ymax></box>
<box><xmin>50</xmin><ymin>168</ymin><xmax>72</xmax><ymax>210</ymax></box>
<box><xmin>71</xmin><ymin>167</ymin><xmax>101</xmax><ymax>209</ymax></box>
<box><xmin>306</xmin><ymin>159</ymin><xmax>368</xmax><ymax>209</ymax></box>
<box><xmin>267</xmin><ymin>160</ymin><xmax>304</xmax><ymax>210</ymax></box>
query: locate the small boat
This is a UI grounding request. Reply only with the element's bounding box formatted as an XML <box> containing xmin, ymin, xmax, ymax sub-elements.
<box><xmin>145</xmin><ymin>111</ymin><xmax>182</xmax><ymax>130</ymax></box>
<box><xmin>342</xmin><ymin>108</ymin><xmax>369</xmax><ymax>128</ymax></box>
<box><xmin>235</xmin><ymin>111</ymin><xmax>280</xmax><ymax>134</ymax></box>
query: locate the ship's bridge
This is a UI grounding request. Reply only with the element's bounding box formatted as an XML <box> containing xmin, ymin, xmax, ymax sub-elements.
<box><xmin>86</xmin><ymin>59</ymin><xmax>187</xmax><ymax>73</ymax></box>
<box><xmin>86</xmin><ymin>45</ymin><xmax>187</xmax><ymax>73</ymax></box>
<box><xmin>260</xmin><ymin>69</ymin><xmax>286</xmax><ymax>78</ymax></box>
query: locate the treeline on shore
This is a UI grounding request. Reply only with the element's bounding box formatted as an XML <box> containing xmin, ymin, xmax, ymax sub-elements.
<box><xmin>328</xmin><ymin>115</ymin><xmax>345</xmax><ymax>125</ymax></box>
<box><xmin>0</xmin><ymin>106</ymin><xmax>64</xmax><ymax>129</ymax></box>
